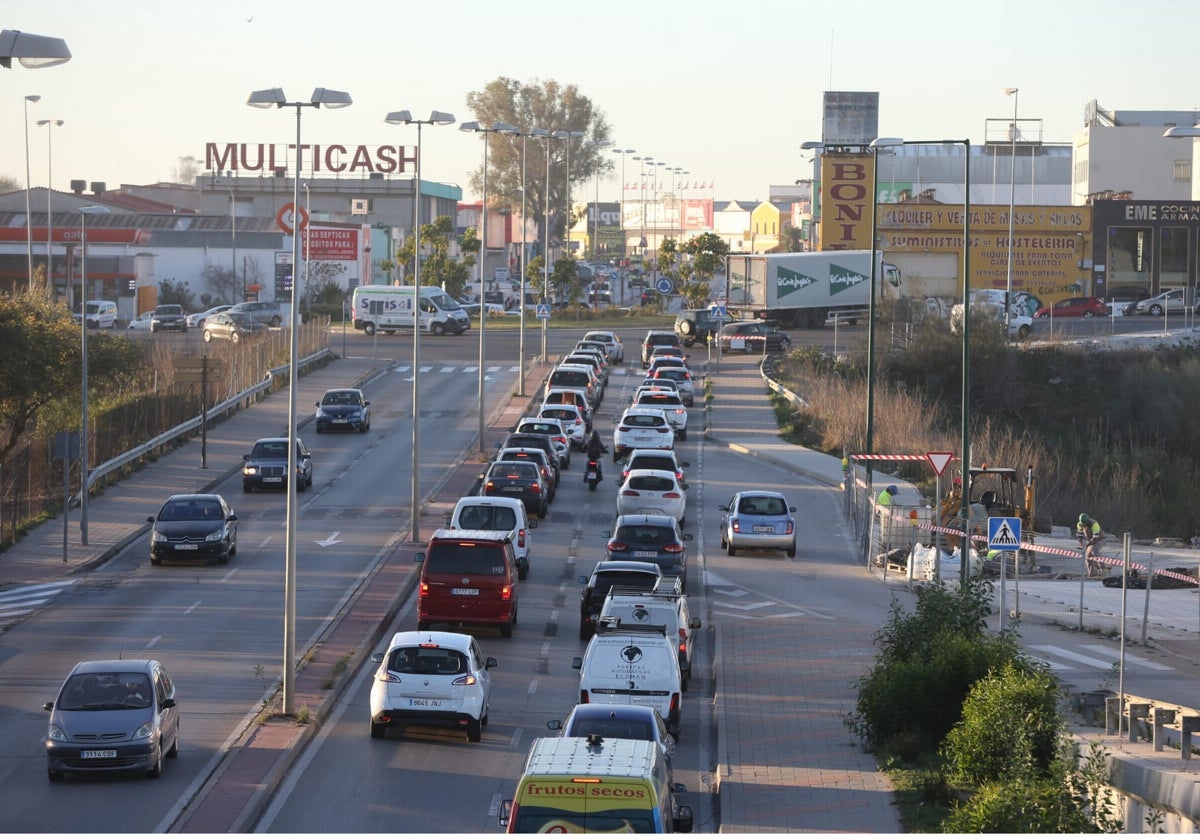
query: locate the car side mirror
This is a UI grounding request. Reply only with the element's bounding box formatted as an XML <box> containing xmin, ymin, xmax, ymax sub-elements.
<box><xmin>414</xmin><ymin>552</ymin><xmax>426</xmax><ymax>564</ymax></box>
<box><xmin>674</xmin><ymin>803</ymin><xmax>694</xmax><ymax>832</ymax></box>
<box><xmin>528</xmin><ymin>520</ymin><xmax>538</xmax><ymax>529</ymax></box>
<box><xmin>485</xmin><ymin>657</ymin><xmax>498</xmax><ymax>669</ymax></box>
<box><xmin>546</xmin><ymin>719</ymin><xmax>563</xmax><ymax>731</ymax></box>
<box><xmin>571</xmin><ymin>657</ymin><xmax>583</xmax><ymax>670</ymax></box>
<box><xmin>690</xmin><ymin>618</ymin><xmax>702</xmax><ymax>629</ymax></box>
<box><xmin>363</xmin><ymin>400</ymin><xmax>370</xmax><ymax>406</ymax></box>
<box><xmin>680</xmin><ymin>461</ymin><xmax>691</xmax><ymax>467</ymax></box>
<box><xmin>600</xmin><ymin>530</ymin><xmax>612</xmax><ymax>539</ymax></box>
<box><xmin>718</xmin><ymin>505</ymin><xmax>729</xmax><ymax>512</ymax></box>
<box><xmin>789</xmin><ymin>506</ymin><xmax>798</xmax><ymax>512</ymax></box>
<box><xmin>683</xmin><ymin>534</ymin><xmax>693</xmax><ymax>541</ymax></box>
<box><xmin>243</xmin><ymin>454</ymin><xmax>250</xmax><ymax>462</ymax></box>
<box><xmin>43</xmin><ymin>701</ymin><xmax>54</xmax><ymax>712</ymax></box>
<box><xmin>160</xmin><ymin>698</ymin><xmax>177</xmax><ymax>710</ymax></box>
<box><xmin>146</xmin><ymin>515</ymin><xmax>155</xmax><ymax>523</ymax></box>
<box><xmin>227</xmin><ymin>514</ymin><xmax>238</xmax><ymax>522</ymax></box>
<box><xmin>314</xmin><ymin>401</ymin><xmax>320</xmax><ymax>407</ymax></box>
<box><xmin>370</xmin><ymin>652</ymin><xmax>384</xmax><ymax>664</ymax></box>
<box><xmin>577</xmin><ymin>575</ymin><xmax>588</xmax><ymax>585</ymax></box>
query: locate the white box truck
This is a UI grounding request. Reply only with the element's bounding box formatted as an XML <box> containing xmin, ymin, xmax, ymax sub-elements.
<box><xmin>351</xmin><ymin>285</ymin><xmax>469</xmax><ymax>336</ymax></box>
<box><xmin>724</xmin><ymin>251</ymin><xmax>900</xmax><ymax>329</ymax></box>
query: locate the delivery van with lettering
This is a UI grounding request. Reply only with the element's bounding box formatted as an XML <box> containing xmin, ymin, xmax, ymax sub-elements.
<box><xmin>498</xmin><ymin>735</ymin><xmax>693</xmax><ymax>833</ymax></box>
<box><xmin>351</xmin><ymin>284</ymin><xmax>469</xmax><ymax>336</ymax></box>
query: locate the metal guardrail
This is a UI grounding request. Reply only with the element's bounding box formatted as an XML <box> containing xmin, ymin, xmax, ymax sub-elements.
<box><xmin>80</xmin><ymin>348</ymin><xmax>332</xmax><ymax>497</ymax></box>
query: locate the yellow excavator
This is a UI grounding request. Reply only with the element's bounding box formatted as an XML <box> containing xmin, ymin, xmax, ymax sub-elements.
<box><xmin>939</xmin><ymin>466</ymin><xmax>1038</xmax><ymax>573</ymax></box>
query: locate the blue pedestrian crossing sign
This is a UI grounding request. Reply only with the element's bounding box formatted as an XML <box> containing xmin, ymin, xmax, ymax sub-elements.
<box><xmin>535</xmin><ymin>304</ymin><xmax>551</xmax><ymax>320</ymax></box>
<box><xmin>987</xmin><ymin>516</ymin><xmax>1021</xmax><ymax>551</ymax></box>
<box><xmin>708</xmin><ymin>304</ymin><xmax>729</xmax><ymax>321</ymax></box>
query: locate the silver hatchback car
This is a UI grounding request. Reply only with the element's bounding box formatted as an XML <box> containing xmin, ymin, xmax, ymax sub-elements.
<box><xmin>44</xmin><ymin>659</ymin><xmax>180</xmax><ymax>781</ymax></box>
<box><xmin>718</xmin><ymin>490</ymin><xmax>798</xmax><ymax>558</ymax></box>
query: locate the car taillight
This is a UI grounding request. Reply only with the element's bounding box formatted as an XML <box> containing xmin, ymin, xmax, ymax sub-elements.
<box><xmin>540</xmin><ymin>466</ymin><xmax>550</xmax><ymax>478</ymax></box>
<box><xmin>580</xmin><ymin>690</ymin><xmax>589</xmax><ymax>704</ymax></box>
<box><xmin>419</xmin><ymin>581</ymin><xmax>429</xmax><ymax>596</ymax></box>
<box><xmin>484</xmin><ymin>481</ymin><xmax>495</xmax><ymax>491</ymax></box>
<box><xmin>501</xmin><ymin>584</ymin><xmax>512</xmax><ymax>601</ymax></box>
<box><xmin>452</xmin><ymin>675</ymin><xmax>478</xmax><ymax>686</ymax></box>
<box><xmin>619</xmin><ymin>425</ymin><xmax>631</xmax><ymax>432</ymax></box>
<box><xmin>676</xmin><ymin>471</ymin><xmax>684</xmax><ymax>481</ymax></box>
<box><xmin>664</xmin><ymin>492</ymin><xmax>681</xmax><ymax>499</ymax></box>
<box><xmin>655</xmin><ymin>427</ymin><xmax>670</xmax><ymax>434</ymax></box>
<box><xmin>786</xmin><ymin>521</ymin><xmax>794</xmax><ymax>535</ymax></box>
<box><xmin>518</xmin><ymin>527</ymin><xmax>526</xmax><ymax>547</ymax></box>
<box><xmin>621</xmin><ymin>489</ymin><xmax>640</xmax><ymax>497</ymax></box>
<box><xmin>730</xmin><ymin>518</ymin><xmax>741</xmax><ymax>533</ymax></box>
<box><xmin>670</xmin><ymin>693</ymin><xmax>680</xmax><ymax>714</ymax></box>
<box><xmin>664</xmin><ymin>543</ymin><xmax>684</xmax><ymax>553</ymax></box>
<box><xmin>531</xmin><ymin>482</ymin><xmax>541</xmax><ymax>493</ymax></box>
<box><xmin>554</xmin><ymin>436</ymin><xmax>567</xmax><ymax>446</ymax></box>
<box><xmin>607</xmin><ymin>540</ymin><xmax>628</xmax><ymax>552</ymax></box>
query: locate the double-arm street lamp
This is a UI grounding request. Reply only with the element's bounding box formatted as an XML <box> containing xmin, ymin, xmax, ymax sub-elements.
<box><xmin>248</xmin><ymin>85</ymin><xmax>352</xmax><ymax>714</ymax></box>
<box><xmin>611</xmin><ymin>149</ymin><xmax>636</xmax><ymax>303</ymax></box>
<box><xmin>0</xmin><ymin>29</ymin><xmax>71</xmax><ymax>68</ymax></box>
<box><xmin>23</xmin><ymin>94</ymin><xmax>40</xmax><ymax>289</ymax></box>
<box><xmin>530</xmin><ymin>128</ymin><xmax>553</xmax><ymax>361</ymax></box>
<box><xmin>386</xmin><ymin>109</ymin><xmax>455</xmax><ymax>544</ymax></box>
<box><xmin>78</xmin><ymin>205</ymin><xmax>109</xmax><ymax>546</ymax></box>
<box><xmin>589</xmin><ymin>140</ymin><xmax>612</xmax><ymax>276</ymax></box>
<box><xmin>39</xmin><ymin>117</ymin><xmax>64</xmax><ymax>298</ymax></box>
<box><xmin>460</xmin><ymin>121</ymin><xmax>519</xmax><ymax>457</ymax></box>
<box><xmin>553</xmin><ymin>130</ymin><xmax>585</xmax><ymax>259</ymax></box>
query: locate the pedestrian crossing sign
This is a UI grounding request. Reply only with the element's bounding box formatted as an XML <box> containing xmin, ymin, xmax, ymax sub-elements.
<box><xmin>987</xmin><ymin>516</ymin><xmax>1021</xmax><ymax>551</ymax></box>
<box><xmin>708</xmin><ymin>304</ymin><xmax>729</xmax><ymax>321</ymax></box>
<box><xmin>536</xmin><ymin>304</ymin><xmax>551</xmax><ymax>320</ymax></box>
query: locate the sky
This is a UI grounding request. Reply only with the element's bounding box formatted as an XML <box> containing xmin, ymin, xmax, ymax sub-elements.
<box><xmin>3</xmin><ymin>1</ymin><xmax>1198</xmax><ymax>207</ymax></box>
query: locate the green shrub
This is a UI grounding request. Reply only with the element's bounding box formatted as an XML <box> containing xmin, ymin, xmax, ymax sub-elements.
<box><xmin>942</xmin><ymin>660</ymin><xmax>1065</xmax><ymax>787</ymax></box>
<box><xmin>941</xmin><ymin>776</ymin><xmax>1092</xmax><ymax>834</ymax></box>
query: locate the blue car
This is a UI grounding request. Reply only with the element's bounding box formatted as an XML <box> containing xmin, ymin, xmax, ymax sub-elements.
<box><xmin>314</xmin><ymin>388</ymin><xmax>371</xmax><ymax>433</ymax></box>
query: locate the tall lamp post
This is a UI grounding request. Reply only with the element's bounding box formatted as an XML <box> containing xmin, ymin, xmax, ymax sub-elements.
<box><xmin>385</xmin><ymin>109</ymin><xmax>455</xmax><ymax>543</ymax></box>
<box><xmin>611</xmin><ymin>149</ymin><xmax>635</xmax><ymax>303</ymax></box>
<box><xmin>553</xmin><ymin>130</ymin><xmax>585</xmax><ymax>260</ymax></box>
<box><xmin>248</xmin><ymin>86</ymin><xmax>352</xmax><ymax>715</ymax></box>
<box><xmin>1163</xmin><ymin>125</ymin><xmax>1200</xmax><ymax>316</ymax></box>
<box><xmin>1004</xmin><ymin>87</ymin><xmax>1019</xmax><ymax>334</ymax></box>
<box><xmin>39</xmin><ymin>117</ymin><xmax>64</xmax><ymax>299</ymax></box>
<box><xmin>460</xmin><ymin>121</ymin><xmax>518</xmax><ymax>457</ymax></box>
<box><xmin>23</xmin><ymin>94</ymin><xmax>40</xmax><ymax>290</ymax></box>
<box><xmin>589</xmin><ymin>140</ymin><xmax>611</xmax><ymax>276</ymax></box>
<box><xmin>77</xmin><ymin>205</ymin><xmax>109</xmax><ymax>546</ymax></box>
<box><xmin>633</xmin><ymin>156</ymin><xmax>652</xmax><ymax>277</ymax></box>
<box><xmin>505</xmin><ymin>127</ymin><xmax>536</xmax><ymax>396</ymax></box>
<box><xmin>531</xmin><ymin>128</ymin><xmax>552</xmax><ymax>361</ymax></box>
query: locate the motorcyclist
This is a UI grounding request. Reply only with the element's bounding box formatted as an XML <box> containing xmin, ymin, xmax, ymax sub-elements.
<box><xmin>585</xmin><ymin>431</ymin><xmax>607</xmax><ymax>482</ymax></box>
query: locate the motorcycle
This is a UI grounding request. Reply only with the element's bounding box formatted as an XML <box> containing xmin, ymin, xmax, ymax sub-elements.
<box><xmin>585</xmin><ymin>459</ymin><xmax>601</xmax><ymax>492</ymax></box>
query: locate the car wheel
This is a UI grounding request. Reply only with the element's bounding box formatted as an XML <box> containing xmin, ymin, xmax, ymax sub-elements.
<box><xmin>230</xmin><ymin>331</ymin><xmax>240</xmax><ymax>344</ymax></box>
<box><xmin>719</xmin><ymin>534</ymin><xmax>727</xmax><ymax>548</ymax></box>
<box><xmin>787</xmin><ymin>544</ymin><xmax>797</xmax><ymax>559</ymax></box>
<box><xmin>500</xmin><ymin>620</ymin><xmax>514</xmax><ymax>639</ymax></box>
<box><xmin>48</xmin><ymin>768</ymin><xmax>63</xmax><ymax>782</ymax></box>
<box><xmin>679</xmin><ymin>319</ymin><xmax>695</xmax><ymax>335</ymax></box>
<box><xmin>364</xmin><ymin>322</ymin><xmax>377</xmax><ymax>336</ymax></box>
<box><xmin>370</xmin><ymin>722</ymin><xmax>387</xmax><ymax>740</ymax></box>
<box><xmin>727</xmin><ymin>543</ymin><xmax>736</xmax><ymax>556</ymax></box>
<box><xmin>315</xmin><ymin>426</ymin><xmax>323</xmax><ymax>434</ymax></box>
<box><xmin>218</xmin><ymin>551</ymin><xmax>230</xmax><ymax>565</ymax></box>
<box><xmin>1083</xmin><ymin>311</ymin><xmax>1094</xmax><ymax>318</ymax></box>
<box><xmin>679</xmin><ymin>428</ymin><xmax>687</xmax><ymax>441</ymax></box>
<box><xmin>243</xmin><ymin>484</ymin><xmax>253</xmax><ymax>493</ymax></box>
<box><xmin>466</xmin><ymin>718</ymin><xmax>482</xmax><ymax>742</ymax></box>
<box><xmin>151</xmin><ymin>555</ymin><xmax>162</xmax><ymax>566</ymax></box>
<box><xmin>230</xmin><ymin>541</ymin><xmax>237</xmax><ymax>557</ymax></box>
<box><xmin>151</xmin><ymin>324</ymin><xmax>159</xmax><ymax>333</ymax></box>
<box><xmin>167</xmin><ymin>730</ymin><xmax>179</xmax><ymax>758</ymax></box>
<box><xmin>579</xmin><ymin>622</ymin><xmax>593</xmax><ymax>641</ymax></box>
<box><xmin>203</xmin><ymin>330</ymin><xmax>213</xmax><ymax>342</ymax></box>
<box><xmin>681</xmin><ymin>674</ymin><xmax>689</xmax><ymax>692</ymax></box>
<box><xmin>1016</xmin><ymin>325</ymin><xmax>1031</xmax><ymax>340</ymax></box>
<box><xmin>518</xmin><ymin>564</ymin><xmax>528</xmax><ymax>581</ymax></box>
<box><xmin>146</xmin><ymin>749</ymin><xmax>163</xmax><ymax>779</ymax></box>
<box><xmin>431</xmin><ymin>323</ymin><xmax>446</xmax><ymax>336</ymax></box>
<box><xmin>1150</xmin><ymin>305</ymin><xmax>1164</xmax><ymax>316</ymax></box>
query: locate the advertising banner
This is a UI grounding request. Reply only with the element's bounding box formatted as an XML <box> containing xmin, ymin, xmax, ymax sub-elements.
<box><xmin>301</xmin><ymin>226</ymin><xmax>359</xmax><ymax>261</ymax></box>
<box><xmin>818</xmin><ymin>154</ymin><xmax>875</xmax><ymax>251</ymax></box>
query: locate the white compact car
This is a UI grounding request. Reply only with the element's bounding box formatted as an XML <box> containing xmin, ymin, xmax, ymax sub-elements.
<box><xmin>513</xmin><ymin>417</ymin><xmax>571</xmax><ymax>468</ymax></box>
<box><xmin>581</xmin><ymin>330</ymin><xmax>624</xmax><ymax>362</ymax></box>
<box><xmin>613</xmin><ymin>408</ymin><xmax>675</xmax><ymax>461</ymax></box>
<box><xmin>537</xmin><ymin>403</ymin><xmax>587</xmax><ymax>450</ymax></box>
<box><xmin>632</xmin><ymin>390</ymin><xmax>688</xmax><ymax>441</ymax></box>
<box><xmin>369</xmin><ymin>631</ymin><xmax>497</xmax><ymax>742</ymax></box>
<box><xmin>616</xmin><ymin>468</ymin><xmax>687</xmax><ymax>525</ymax></box>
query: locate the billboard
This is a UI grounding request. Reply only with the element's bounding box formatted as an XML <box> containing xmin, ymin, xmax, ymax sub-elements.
<box><xmin>822</xmin><ymin>92</ymin><xmax>879</xmax><ymax>147</ymax></box>
<box><xmin>301</xmin><ymin>226</ymin><xmax>359</xmax><ymax>261</ymax></box>
<box><xmin>817</xmin><ymin>153</ymin><xmax>875</xmax><ymax>251</ymax></box>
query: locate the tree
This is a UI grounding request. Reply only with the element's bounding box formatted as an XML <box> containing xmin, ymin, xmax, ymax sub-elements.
<box><xmin>198</xmin><ymin>263</ymin><xmax>241</xmax><ymax>307</ymax></box>
<box><xmin>678</xmin><ymin>232</ymin><xmax>731</xmax><ymax>306</ymax></box>
<box><xmin>0</xmin><ymin>175</ymin><xmax>18</xmax><ymax>193</ymax></box>
<box><xmin>172</xmin><ymin>156</ymin><xmax>200</xmax><ymax>185</ymax></box>
<box><xmin>157</xmin><ymin>279</ymin><xmax>196</xmax><ymax>310</ymax></box>
<box><xmin>464</xmin><ymin>78</ymin><xmax>613</xmax><ymax>254</ymax></box>
<box><xmin>0</xmin><ymin>290</ymin><xmax>144</xmax><ymax>461</ymax></box>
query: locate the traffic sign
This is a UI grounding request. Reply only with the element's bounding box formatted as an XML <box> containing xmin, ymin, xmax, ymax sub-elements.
<box><xmin>535</xmin><ymin>303</ymin><xmax>551</xmax><ymax>320</ymax></box>
<box><xmin>926</xmin><ymin>451</ymin><xmax>954</xmax><ymax>476</ymax></box>
<box><xmin>987</xmin><ymin>517</ymin><xmax>1021</xmax><ymax>551</ymax></box>
<box><xmin>276</xmin><ymin>202</ymin><xmax>309</xmax><ymax>234</ymax></box>
<box><xmin>708</xmin><ymin>304</ymin><xmax>729</xmax><ymax>321</ymax></box>
<box><xmin>655</xmin><ymin>277</ymin><xmax>673</xmax><ymax>295</ymax></box>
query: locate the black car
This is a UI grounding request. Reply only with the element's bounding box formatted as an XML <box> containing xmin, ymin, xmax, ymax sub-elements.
<box><xmin>147</xmin><ymin>493</ymin><xmax>238</xmax><ymax>565</ymax></box>
<box><xmin>577</xmin><ymin>559</ymin><xmax>662</xmax><ymax>639</ymax></box>
<box><xmin>674</xmin><ymin>308</ymin><xmax>722</xmax><ymax>346</ymax></box>
<box><xmin>314</xmin><ymin>388</ymin><xmax>371</xmax><ymax>433</ymax></box>
<box><xmin>482</xmin><ymin>460</ymin><xmax>548</xmax><ymax>518</ymax></box>
<box><xmin>601</xmin><ymin>514</ymin><xmax>693</xmax><ymax>587</ymax></box>
<box><xmin>501</xmin><ymin>433</ymin><xmax>561</xmax><ymax>483</ymax></box>
<box><xmin>150</xmin><ymin>304</ymin><xmax>187</xmax><ymax>333</ymax></box>
<box><xmin>717</xmin><ymin>320</ymin><xmax>792</xmax><ymax>353</ymax></box>
<box><xmin>242</xmin><ymin>437</ymin><xmax>314</xmax><ymax>492</ymax></box>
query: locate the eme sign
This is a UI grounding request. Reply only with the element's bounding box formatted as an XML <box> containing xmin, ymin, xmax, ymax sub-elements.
<box><xmin>987</xmin><ymin>517</ymin><xmax>1021</xmax><ymax>552</ymax></box>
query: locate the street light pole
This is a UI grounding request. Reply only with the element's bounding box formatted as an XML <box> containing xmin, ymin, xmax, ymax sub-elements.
<box><xmin>611</xmin><ymin>149</ymin><xmax>635</xmax><ymax>304</ymax></box>
<box><xmin>553</xmin><ymin>130</ymin><xmax>585</xmax><ymax>260</ymax></box>
<box><xmin>77</xmin><ymin>205</ymin><xmax>109</xmax><ymax>546</ymax></box>
<box><xmin>39</xmin><ymin>117</ymin><xmax>63</xmax><ymax>300</ymax></box>
<box><xmin>248</xmin><ymin>86</ymin><xmax>352</xmax><ymax>715</ymax></box>
<box><xmin>589</xmin><ymin>140</ymin><xmax>611</xmax><ymax>281</ymax></box>
<box><xmin>531</xmin><ymin>128</ymin><xmax>552</xmax><ymax>361</ymax></box>
<box><xmin>461</xmin><ymin>121</ymin><xmax>518</xmax><ymax>457</ymax></box>
<box><xmin>386</xmin><ymin>109</ymin><xmax>455</xmax><ymax>544</ymax></box>
<box><xmin>1004</xmin><ymin>87</ymin><xmax>1019</xmax><ymax>333</ymax></box>
<box><xmin>23</xmin><ymin>94</ymin><xmax>40</xmax><ymax>290</ymax></box>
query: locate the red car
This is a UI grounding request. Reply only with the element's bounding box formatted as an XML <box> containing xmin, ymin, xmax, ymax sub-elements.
<box><xmin>1034</xmin><ymin>297</ymin><xmax>1109</xmax><ymax>318</ymax></box>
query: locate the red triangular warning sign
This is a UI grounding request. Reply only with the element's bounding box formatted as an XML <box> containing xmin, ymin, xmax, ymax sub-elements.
<box><xmin>926</xmin><ymin>451</ymin><xmax>954</xmax><ymax>476</ymax></box>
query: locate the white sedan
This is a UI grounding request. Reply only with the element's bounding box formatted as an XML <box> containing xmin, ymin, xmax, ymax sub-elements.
<box><xmin>616</xmin><ymin>468</ymin><xmax>687</xmax><ymax>525</ymax></box>
<box><xmin>187</xmin><ymin>304</ymin><xmax>233</xmax><ymax>329</ymax></box>
<box><xmin>126</xmin><ymin>311</ymin><xmax>156</xmax><ymax>331</ymax></box>
<box><xmin>612</xmin><ymin>408</ymin><xmax>675</xmax><ymax>461</ymax></box>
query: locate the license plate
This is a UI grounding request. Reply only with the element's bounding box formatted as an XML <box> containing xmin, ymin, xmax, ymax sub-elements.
<box><xmin>333</xmin><ymin>418</ymin><xmax>347</xmax><ymax>424</ymax></box>
<box><xmin>753</xmin><ymin>525</ymin><xmax>775</xmax><ymax>533</ymax></box>
<box><xmin>408</xmin><ymin>698</ymin><xmax>443</xmax><ymax>708</ymax></box>
<box><xmin>175</xmin><ymin>544</ymin><xmax>198</xmax><ymax>550</ymax></box>
<box><xmin>263</xmin><ymin>477</ymin><xmax>282</xmax><ymax>483</ymax></box>
<box><xmin>81</xmin><ymin>749</ymin><xmax>117</xmax><ymax>759</ymax></box>
<box><xmin>634</xmin><ymin>550</ymin><xmax>657</xmax><ymax>557</ymax></box>
<box><xmin>586</xmin><ymin>471</ymin><xmax>597</xmax><ymax>480</ymax></box>
<box><xmin>451</xmin><ymin>588</ymin><xmax>479</xmax><ymax>596</ymax></box>
<box><xmin>502</xmin><ymin>486</ymin><xmax>523</xmax><ymax>493</ymax></box>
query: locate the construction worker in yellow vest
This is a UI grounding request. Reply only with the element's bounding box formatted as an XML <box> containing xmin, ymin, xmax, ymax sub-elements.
<box><xmin>1077</xmin><ymin>513</ymin><xmax>1106</xmax><ymax>576</ymax></box>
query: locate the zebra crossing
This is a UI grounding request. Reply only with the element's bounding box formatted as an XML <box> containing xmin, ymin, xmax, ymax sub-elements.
<box><xmin>0</xmin><ymin>580</ymin><xmax>77</xmax><ymax>629</ymax></box>
<box><xmin>1029</xmin><ymin>643</ymin><xmax>1175</xmax><ymax>674</ymax></box>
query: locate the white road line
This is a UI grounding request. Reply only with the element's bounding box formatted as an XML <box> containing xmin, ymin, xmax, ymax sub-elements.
<box><xmin>0</xmin><ymin>581</ymin><xmax>75</xmax><ymax>596</ymax></box>
<box><xmin>527</xmin><ymin>679</ymin><xmax>538</xmax><ymax>695</ymax></box>
<box><xmin>1081</xmin><ymin>644</ymin><xmax>1174</xmax><ymax>671</ymax></box>
<box><xmin>184</xmin><ymin>601</ymin><xmax>201</xmax><ymax>615</ymax></box>
<box><xmin>509</xmin><ymin>728</ymin><xmax>523</xmax><ymax>752</ymax></box>
<box><xmin>1030</xmin><ymin>644</ymin><xmax>1122</xmax><ymax>670</ymax></box>
<box><xmin>146</xmin><ymin>635</ymin><xmax>161</xmax><ymax>648</ymax></box>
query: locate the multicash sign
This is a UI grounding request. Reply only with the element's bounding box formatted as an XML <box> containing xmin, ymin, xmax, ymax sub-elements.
<box><xmin>205</xmin><ymin>143</ymin><xmax>416</xmax><ymax>175</ymax></box>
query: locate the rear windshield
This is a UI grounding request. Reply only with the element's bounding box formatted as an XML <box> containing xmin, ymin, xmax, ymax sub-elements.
<box><xmin>615</xmin><ymin>524</ymin><xmax>675</xmax><ymax>543</ymax></box>
<box><xmin>592</xmin><ymin>571</ymin><xmax>660</xmax><ymax>593</ymax></box>
<box><xmin>566</xmin><ymin>717</ymin><xmax>654</xmax><ymax>741</ymax></box>
<box><xmin>636</xmin><ymin>394</ymin><xmax>682</xmax><ymax>407</ymax></box>
<box><xmin>549</xmin><ymin>370</ymin><xmax>590</xmax><ymax>388</ymax></box>
<box><xmin>518</xmin><ymin>422</ymin><xmax>560</xmax><ymax>436</ymax></box>
<box><xmin>629</xmin><ymin>456</ymin><xmax>675</xmax><ymax>472</ymax></box>
<box><xmin>629</xmin><ymin>475</ymin><xmax>675</xmax><ymax>491</ymax></box>
<box><xmin>540</xmin><ymin>407</ymin><xmax>579</xmax><ymax>421</ymax></box>
<box><xmin>457</xmin><ymin>504</ymin><xmax>518</xmax><ymax>531</ymax></box>
<box><xmin>385</xmin><ymin>646</ymin><xmax>467</xmax><ymax>675</ymax></box>
<box><xmin>425</xmin><ymin>542</ymin><xmax>508</xmax><ymax>576</ymax></box>
<box><xmin>739</xmin><ymin>496</ymin><xmax>787</xmax><ymax>515</ymax></box>
<box><xmin>488</xmin><ymin>461</ymin><xmax>538</xmax><ymax>480</ymax></box>
<box><xmin>622</xmin><ymin>414</ymin><xmax>665</xmax><ymax>428</ymax></box>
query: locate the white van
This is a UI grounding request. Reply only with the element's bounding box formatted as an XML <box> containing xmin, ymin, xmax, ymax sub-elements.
<box><xmin>571</xmin><ymin>617</ymin><xmax>683</xmax><ymax>738</ymax></box>
<box><xmin>74</xmin><ymin>300</ymin><xmax>118</xmax><ymax>329</ymax></box>
<box><xmin>600</xmin><ymin>581</ymin><xmax>701</xmax><ymax>691</ymax></box>
<box><xmin>351</xmin><ymin>285</ymin><xmax>469</xmax><ymax>336</ymax></box>
<box><xmin>445</xmin><ymin>496</ymin><xmax>536</xmax><ymax>580</ymax></box>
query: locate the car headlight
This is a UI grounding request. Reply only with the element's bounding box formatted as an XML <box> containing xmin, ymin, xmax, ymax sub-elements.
<box><xmin>205</xmin><ymin>527</ymin><xmax>226</xmax><ymax>543</ymax></box>
<box><xmin>151</xmin><ymin>530</ymin><xmax>168</xmax><ymax>543</ymax></box>
<box><xmin>132</xmin><ymin>720</ymin><xmax>155</xmax><ymax>740</ymax></box>
<box><xmin>47</xmin><ymin>723</ymin><xmax>66</xmax><ymax>742</ymax></box>
<box><xmin>243</xmin><ymin>465</ymin><xmax>259</xmax><ymax>476</ymax></box>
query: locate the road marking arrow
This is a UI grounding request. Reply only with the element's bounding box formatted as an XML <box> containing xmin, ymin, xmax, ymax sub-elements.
<box><xmin>315</xmin><ymin>531</ymin><xmax>342</xmax><ymax>547</ymax></box>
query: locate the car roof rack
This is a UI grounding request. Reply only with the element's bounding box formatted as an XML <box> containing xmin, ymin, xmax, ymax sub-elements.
<box><xmin>595</xmin><ymin>615</ymin><xmax>668</xmax><ymax>635</ymax></box>
<box><xmin>605</xmin><ymin>578</ymin><xmax>684</xmax><ymax>600</ymax></box>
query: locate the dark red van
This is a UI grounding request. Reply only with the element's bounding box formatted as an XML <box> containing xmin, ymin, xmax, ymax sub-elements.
<box><xmin>416</xmin><ymin>529</ymin><xmax>520</xmax><ymax>638</ymax></box>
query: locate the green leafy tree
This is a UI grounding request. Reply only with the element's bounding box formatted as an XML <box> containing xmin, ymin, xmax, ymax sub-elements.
<box><xmin>157</xmin><ymin>279</ymin><xmax>196</xmax><ymax>311</ymax></box>
<box><xmin>551</xmin><ymin>255</ymin><xmax>580</xmax><ymax>304</ymax></box>
<box><xmin>0</xmin><ymin>291</ymin><xmax>144</xmax><ymax>460</ymax></box>
<box><xmin>677</xmin><ymin>232</ymin><xmax>730</xmax><ymax>306</ymax></box>
<box><xmin>384</xmin><ymin>216</ymin><xmax>475</xmax><ymax>299</ymax></box>
<box><xmin>464</xmin><ymin>78</ymin><xmax>612</xmax><ymax>251</ymax></box>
